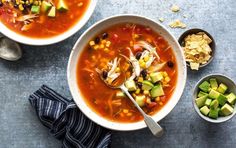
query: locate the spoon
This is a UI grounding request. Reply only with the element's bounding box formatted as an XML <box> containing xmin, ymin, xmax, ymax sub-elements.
<box><xmin>98</xmin><ymin>73</ymin><xmax>164</xmax><ymax>137</ymax></box>
<box><xmin>0</xmin><ymin>33</ymin><xmax>22</xmax><ymax>61</ymax></box>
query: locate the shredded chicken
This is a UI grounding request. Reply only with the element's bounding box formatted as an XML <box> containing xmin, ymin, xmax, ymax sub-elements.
<box><xmin>16</xmin><ymin>14</ymin><xmax>39</xmax><ymax>22</ymax></box>
<box><xmin>96</xmin><ymin>58</ymin><xmax>121</xmax><ymax>84</ymax></box>
<box><xmin>135</xmin><ymin>41</ymin><xmax>160</xmax><ymax>60</ymax></box>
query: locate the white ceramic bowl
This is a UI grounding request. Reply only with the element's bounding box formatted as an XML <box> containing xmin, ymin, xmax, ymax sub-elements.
<box><xmin>67</xmin><ymin>14</ymin><xmax>187</xmax><ymax>131</ymax></box>
<box><xmin>0</xmin><ymin>0</ymin><xmax>97</xmax><ymax>46</ymax></box>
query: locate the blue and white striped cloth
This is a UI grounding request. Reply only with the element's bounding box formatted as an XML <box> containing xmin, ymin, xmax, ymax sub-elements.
<box><xmin>29</xmin><ymin>85</ymin><xmax>111</xmax><ymax>148</ymax></box>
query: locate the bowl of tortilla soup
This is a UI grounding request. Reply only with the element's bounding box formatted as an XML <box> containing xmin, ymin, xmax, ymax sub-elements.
<box><xmin>67</xmin><ymin>15</ymin><xmax>187</xmax><ymax>131</ymax></box>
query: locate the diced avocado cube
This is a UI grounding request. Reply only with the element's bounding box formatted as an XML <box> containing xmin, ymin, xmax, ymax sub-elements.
<box><xmin>150</xmin><ymin>84</ymin><xmax>164</xmax><ymax>98</ymax></box>
<box><xmin>48</xmin><ymin>6</ymin><xmax>56</xmax><ymax>17</ymax></box>
<box><xmin>150</xmin><ymin>72</ymin><xmax>163</xmax><ymax>83</ymax></box>
<box><xmin>41</xmin><ymin>1</ymin><xmax>52</xmax><ymax>12</ymax></box>
<box><xmin>31</xmin><ymin>5</ymin><xmax>40</xmax><ymax>14</ymax></box>
<box><xmin>135</xmin><ymin>95</ymin><xmax>145</xmax><ymax>107</ymax></box>
<box><xmin>195</xmin><ymin>95</ymin><xmax>208</xmax><ymax>108</ymax></box>
<box><xmin>209</xmin><ymin>78</ymin><xmax>218</xmax><ymax>90</ymax></box>
<box><xmin>198</xmin><ymin>81</ymin><xmax>210</xmax><ymax>92</ymax></box>
<box><xmin>57</xmin><ymin>0</ymin><xmax>68</xmax><ymax>11</ymax></box>
<box><xmin>217</xmin><ymin>83</ymin><xmax>228</xmax><ymax>94</ymax></box>
<box><xmin>226</xmin><ymin>93</ymin><xmax>236</xmax><ymax>105</ymax></box>
<box><xmin>125</xmin><ymin>79</ymin><xmax>137</xmax><ymax>91</ymax></box>
<box><xmin>221</xmin><ymin>103</ymin><xmax>234</xmax><ymax>116</ymax></box>
<box><xmin>200</xmin><ymin>106</ymin><xmax>210</xmax><ymax>116</ymax></box>
<box><xmin>217</xmin><ymin>94</ymin><xmax>227</xmax><ymax>106</ymax></box>
<box><xmin>208</xmin><ymin>89</ymin><xmax>220</xmax><ymax>99</ymax></box>
<box><xmin>198</xmin><ymin>91</ymin><xmax>208</xmax><ymax>97</ymax></box>
<box><xmin>210</xmin><ymin>100</ymin><xmax>219</xmax><ymax>109</ymax></box>
<box><xmin>205</xmin><ymin>98</ymin><xmax>212</xmax><ymax>107</ymax></box>
<box><xmin>142</xmin><ymin>80</ymin><xmax>154</xmax><ymax>91</ymax></box>
<box><xmin>116</xmin><ymin>91</ymin><xmax>126</xmax><ymax>97</ymax></box>
<box><xmin>208</xmin><ymin>109</ymin><xmax>219</xmax><ymax>119</ymax></box>
<box><xmin>218</xmin><ymin>108</ymin><xmax>224</xmax><ymax>116</ymax></box>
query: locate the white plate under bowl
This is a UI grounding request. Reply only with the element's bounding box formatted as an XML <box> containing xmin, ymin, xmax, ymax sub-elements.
<box><xmin>67</xmin><ymin>14</ymin><xmax>187</xmax><ymax>131</ymax></box>
<box><xmin>0</xmin><ymin>0</ymin><xmax>97</xmax><ymax>46</ymax></box>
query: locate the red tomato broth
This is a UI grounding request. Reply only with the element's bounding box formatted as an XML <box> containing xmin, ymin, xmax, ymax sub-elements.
<box><xmin>0</xmin><ymin>0</ymin><xmax>90</xmax><ymax>38</ymax></box>
<box><xmin>77</xmin><ymin>23</ymin><xmax>178</xmax><ymax>123</ymax></box>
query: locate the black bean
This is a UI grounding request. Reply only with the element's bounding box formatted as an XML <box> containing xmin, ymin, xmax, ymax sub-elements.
<box><xmin>14</xmin><ymin>4</ymin><xmax>18</xmax><ymax>8</ymax></box>
<box><xmin>134</xmin><ymin>77</ymin><xmax>138</xmax><ymax>82</ymax></box>
<box><xmin>137</xmin><ymin>82</ymin><xmax>142</xmax><ymax>88</ymax></box>
<box><xmin>102</xmin><ymin>32</ymin><xmax>108</xmax><ymax>39</ymax></box>
<box><xmin>94</xmin><ymin>37</ymin><xmax>100</xmax><ymax>44</ymax></box>
<box><xmin>102</xmin><ymin>71</ymin><xmax>108</xmax><ymax>79</ymax></box>
<box><xmin>167</xmin><ymin>61</ymin><xmax>174</xmax><ymax>68</ymax></box>
<box><xmin>141</xmin><ymin>70</ymin><xmax>147</xmax><ymax>78</ymax></box>
<box><xmin>135</xmin><ymin>52</ymin><xmax>142</xmax><ymax>60</ymax></box>
<box><xmin>0</xmin><ymin>2</ymin><xmax>3</xmax><ymax>7</ymax></box>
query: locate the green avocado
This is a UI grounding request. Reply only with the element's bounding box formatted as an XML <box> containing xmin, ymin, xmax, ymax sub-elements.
<box><xmin>221</xmin><ymin>103</ymin><xmax>234</xmax><ymax>116</ymax></box>
<box><xmin>150</xmin><ymin>84</ymin><xmax>164</xmax><ymax>98</ymax></box>
<box><xmin>41</xmin><ymin>1</ymin><xmax>52</xmax><ymax>12</ymax></box>
<box><xmin>195</xmin><ymin>95</ymin><xmax>208</xmax><ymax>108</ymax></box>
<box><xmin>208</xmin><ymin>89</ymin><xmax>220</xmax><ymax>99</ymax></box>
<box><xmin>142</xmin><ymin>81</ymin><xmax>154</xmax><ymax>91</ymax></box>
<box><xmin>200</xmin><ymin>106</ymin><xmax>210</xmax><ymax>116</ymax></box>
<box><xmin>217</xmin><ymin>94</ymin><xmax>227</xmax><ymax>106</ymax></box>
<box><xmin>198</xmin><ymin>81</ymin><xmax>210</xmax><ymax>92</ymax></box>
<box><xmin>217</xmin><ymin>83</ymin><xmax>228</xmax><ymax>94</ymax></box>
<box><xmin>209</xmin><ymin>78</ymin><xmax>218</xmax><ymax>90</ymax></box>
<box><xmin>48</xmin><ymin>6</ymin><xmax>56</xmax><ymax>17</ymax></box>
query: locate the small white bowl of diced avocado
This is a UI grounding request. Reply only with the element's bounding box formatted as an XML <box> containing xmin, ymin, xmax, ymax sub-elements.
<box><xmin>193</xmin><ymin>74</ymin><xmax>236</xmax><ymax>123</ymax></box>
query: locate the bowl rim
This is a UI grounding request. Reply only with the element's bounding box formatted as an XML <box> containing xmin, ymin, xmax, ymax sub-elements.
<box><xmin>67</xmin><ymin>14</ymin><xmax>187</xmax><ymax>131</ymax></box>
<box><xmin>0</xmin><ymin>0</ymin><xmax>97</xmax><ymax>46</ymax></box>
<box><xmin>192</xmin><ymin>73</ymin><xmax>236</xmax><ymax>123</ymax></box>
<box><xmin>178</xmin><ymin>28</ymin><xmax>216</xmax><ymax>69</ymax></box>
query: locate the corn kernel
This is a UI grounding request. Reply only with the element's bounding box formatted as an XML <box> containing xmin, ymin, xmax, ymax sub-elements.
<box><xmin>138</xmin><ymin>77</ymin><xmax>143</xmax><ymax>82</ymax></box>
<box><xmin>132</xmin><ymin>93</ymin><xmax>136</xmax><ymax>97</ymax></box>
<box><xmin>99</xmin><ymin>44</ymin><xmax>105</xmax><ymax>49</ymax></box>
<box><xmin>123</xmin><ymin>109</ymin><xmax>129</xmax><ymax>114</ymax></box>
<box><xmin>140</xmin><ymin>62</ymin><xmax>146</xmax><ymax>68</ymax></box>
<box><xmin>104</xmin><ymin>48</ymin><xmax>109</xmax><ymax>52</ymax></box>
<box><xmin>127</xmin><ymin>113</ymin><xmax>133</xmax><ymax>116</ymax></box>
<box><xmin>19</xmin><ymin>4</ymin><xmax>24</xmax><ymax>11</ymax></box>
<box><xmin>93</xmin><ymin>45</ymin><xmax>99</xmax><ymax>50</ymax></box>
<box><xmin>115</xmin><ymin>67</ymin><xmax>120</xmax><ymax>72</ymax></box>
<box><xmin>144</xmin><ymin>90</ymin><xmax>149</xmax><ymax>95</ymax></box>
<box><xmin>146</xmin><ymin>98</ymin><xmax>151</xmax><ymax>104</ymax></box>
<box><xmin>165</xmin><ymin>77</ymin><xmax>170</xmax><ymax>82</ymax></box>
<box><xmin>133</xmin><ymin>34</ymin><xmax>139</xmax><ymax>39</ymax></box>
<box><xmin>159</xmin><ymin>102</ymin><xmax>163</xmax><ymax>106</ymax></box>
<box><xmin>155</xmin><ymin>97</ymin><xmax>160</xmax><ymax>102</ymax></box>
<box><xmin>91</xmin><ymin>55</ymin><xmax>96</xmax><ymax>61</ymax></box>
<box><xmin>135</xmin><ymin>89</ymin><xmax>140</xmax><ymax>94</ymax></box>
<box><xmin>162</xmin><ymin>72</ymin><xmax>168</xmax><ymax>77</ymax></box>
<box><xmin>101</xmin><ymin>40</ymin><xmax>106</xmax><ymax>44</ymax></box>
<box><xmin>144</xmin><ymin>55</ymin><xmax>150</xmax><ymax>62</ymax></box>
<box><xmin>106</xmin><ymin>41</ymin><xmax>111</xmax><ymax>47</ymax></box>
<box><xmin>89</xmin><ymin>41</ymin><xmax>95</xmax><ymax>46</ymax></box>
<box><xmin>78</xmin><ymin>2</ymin><xmax>83</xmax><ymax>7</ymax></box>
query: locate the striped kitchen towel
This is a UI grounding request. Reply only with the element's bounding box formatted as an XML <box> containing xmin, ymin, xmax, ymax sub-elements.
<box><xmin>29</xmin><ymin>85</ymin><xmax>111</xmax><ymax>148</ymax></box>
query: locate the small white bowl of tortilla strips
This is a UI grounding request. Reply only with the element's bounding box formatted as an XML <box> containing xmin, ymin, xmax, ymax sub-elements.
<box><xmin>178</xmin><ymin>28</ymin><xmax>216</xmax><ymax>70</ymax></box>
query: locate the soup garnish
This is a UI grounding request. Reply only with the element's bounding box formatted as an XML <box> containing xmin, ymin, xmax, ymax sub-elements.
<box><xmin>0</xmin><ymin>0</ymin><xmax>89</xmax><ymax>38</ymax></box>
<box><xmin>77</xmin><ymin>23</ymin><xmax>178</xmax><ymax>123</ymax></box>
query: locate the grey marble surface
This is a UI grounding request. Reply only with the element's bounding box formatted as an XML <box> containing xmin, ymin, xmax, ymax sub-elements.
<box><xmin>0</xmin><ymin>0</ymin><xmax>236</xmax><ymax>148</ymax></box>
